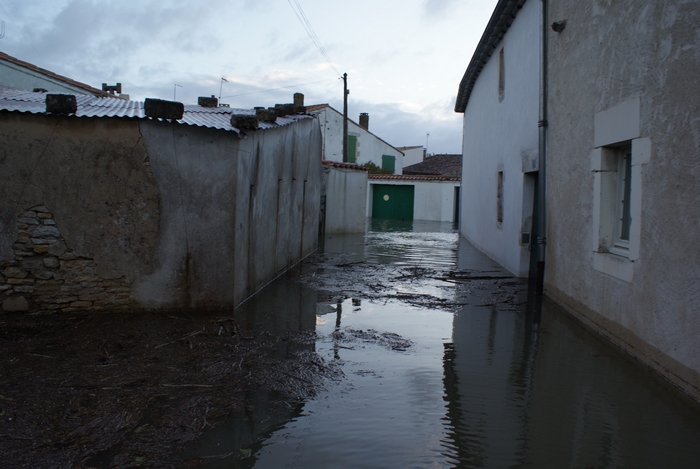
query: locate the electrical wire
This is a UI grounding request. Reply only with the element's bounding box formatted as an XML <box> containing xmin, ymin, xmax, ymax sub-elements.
<box><xmin>287</xmin><ymin>0</ymin><xmax>341</xmax><ymax>77</ymax></box>
<box><xmin>220</xmin><ymin>78</ymin><xmax>336</xmax><ymax>99</ymax></box>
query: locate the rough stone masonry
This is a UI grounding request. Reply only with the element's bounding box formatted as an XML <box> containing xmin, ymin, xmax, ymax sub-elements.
<box><xmin>1</xmin><ymin>205</ymin><xmax>134</xmax><ymax>313</ymax></box>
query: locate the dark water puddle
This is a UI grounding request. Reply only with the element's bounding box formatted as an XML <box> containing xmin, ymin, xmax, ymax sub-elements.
<box><xmin>178</xmin><ymin>220</ymin><xmax>700</xmax><ymax>468</ymax></box>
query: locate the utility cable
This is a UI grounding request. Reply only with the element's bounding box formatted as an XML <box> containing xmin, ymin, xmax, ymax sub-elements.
<box><xmin>286</xmin><ymin>0</ymin><xmax>341</xmax><ymax>77</ymax></box>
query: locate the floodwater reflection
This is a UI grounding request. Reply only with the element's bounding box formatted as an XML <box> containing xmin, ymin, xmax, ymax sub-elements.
<box><xmin>180</xmin><ymin>221</ymin><xmax>700</xmax><ymax>468</ymax></box>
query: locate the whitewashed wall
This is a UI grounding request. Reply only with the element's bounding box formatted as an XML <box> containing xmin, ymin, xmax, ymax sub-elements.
<box><xmin>323</xmin><ymin>166</ymin><xmax>368</xmax><ymax>233</ymax></box>
<box><xmin>459</xmin><ymin>0</ymin><xmax>540</xmax><ymax>277</ymax></box>
<box><xmin>401</xmin><ymin>146</ymin><xmax>424</xmax><ymax>167</ymax></box>
<box><xmin>545</xmin><ymin>0</ymin><xmax>700</xmax><ymax>401</ymax></box>
<box><xmin>314</xmin><ymin>107</ymin><xmax>403</xmax><ymax>174</ymax></box>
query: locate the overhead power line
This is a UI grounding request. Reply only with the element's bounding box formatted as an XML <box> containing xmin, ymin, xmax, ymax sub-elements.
<box><xmin>287</xmin><ymin>0</ymin><xmax>341</xmax><ymax>77</ymax></box>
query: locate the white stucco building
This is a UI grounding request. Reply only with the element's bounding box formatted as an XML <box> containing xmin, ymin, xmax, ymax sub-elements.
<box><xmin>307</xmin><ymin>104</ymin><xmax>404</xmax><ymax>175</ymax></box>
<box><xmin>544</xmin><ymin>0</ymin><xmax>700</xmax><ymax>402</ymax></box>
<box><xmin>397</xmin><ymin>145</ymin><xmax>425</xmax><ymax>167</ymax></box>
<box><xmin>455</xmin><ymin>0</ymin><xmax>539</xmax><ymax>277</ymax></box>
<box><xmin>0</xmin><ymin>51</ymin><xmax>111</xmax><ymax>97</ymax></box>
<box><xmin>457</xmin><ymin>0</ymin><xmax>700</xmax><ymax>403</ymax></box>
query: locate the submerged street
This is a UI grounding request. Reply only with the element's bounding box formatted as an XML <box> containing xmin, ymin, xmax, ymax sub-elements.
<box><xmin>3</xmin><ymin>221</ymin><xmax>700</xmax><ymax>468</ymax></box>
<box><xmin>180</xmin><ymin>221</ymin><xmax>700</xmax><ymax>468</ymax></box>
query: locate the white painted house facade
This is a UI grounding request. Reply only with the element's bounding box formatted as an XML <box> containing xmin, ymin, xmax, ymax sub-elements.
<box><xmin>544</xmin><ymin>0</ymin><xmax>700</xmax><ymax>402</ymax></box>
<box><xmin>455</xmin><ymin>0</ymin><xmax>538</xmax><ymax>277</ymax></box>
<box><xmin>457</xmin><ymin>0</ymin><xmax>700</xmax><ymax>402</ymax></box>
<box><xmin>307</xmin><ymin>104</ymin><xmax>404</xmax><ymax>175</ymax></box>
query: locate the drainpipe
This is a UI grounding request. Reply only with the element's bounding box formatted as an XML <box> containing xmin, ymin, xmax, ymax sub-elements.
<box><xmin>533</xmin><ymin>0</ymin><xmax>549</xmax><ymax>323</ymax></box>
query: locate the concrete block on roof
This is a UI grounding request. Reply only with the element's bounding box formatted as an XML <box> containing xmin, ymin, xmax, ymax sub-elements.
<box><xmin>256</xmin><ymin>108</ymin><xmax>277</xmax><ymax>123</ymax></box>
<box><xmin>231</xmin><ymin>114</ymin><xmax>259</xmax><ymax>130</ymax></box>
<box><xmin>198</xmin><ymin>96</ymin><xmax>218</xmax><ymax>108</ymax></box>
<box><xmin>144</xmin><ymin>98</ymin><xmax>184</xmax><ymax>120</ymax></box>
<box><xmin>46</xmin><ymin>94</ymin><xmax>77</xmax><ymax>115</ymax></box>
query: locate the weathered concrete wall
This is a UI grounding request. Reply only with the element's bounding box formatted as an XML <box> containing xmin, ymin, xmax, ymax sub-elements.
<box><xmin>316</xmin><ymin>107</ymin><xmax>404</xmax><ymax>174</ymax></box>
<box><xmin>0</xmin><ymin>112</ymin><xmax>160</xmax><ymax>312</ymax></box>
<box><xmin>135</xmin><ymin>118</ymin><xmax>321</xmax><ymax>310</ymax></box>
<box><xmin>545</xmin><ymin>0</ymin><xmax>700</xmax><ymax>400</ymax></box>
<box><xmin>0</xmin><ymin>111</ymin><xmax>322</xmax><ymax>313</ymax></box>
<box><xmin>323</xmin><ymin>166</ymin><xmax>368</xmax><ymax>234</ymax></box>
<box><xmin>460</xmin><ymin>0</ymin><xmax>539</xmax><ymax>277</ymax></box>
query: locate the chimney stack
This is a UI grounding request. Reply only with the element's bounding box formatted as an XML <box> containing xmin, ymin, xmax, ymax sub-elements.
<box><xmin>294</xmin><ymin>93</ymin><xmax>304</xmax><ymax>107</ymax></box>
<box><xmin>359</xmin><ymin>113</ymin><xmax>369</xmax><ymax>130</ymax></box>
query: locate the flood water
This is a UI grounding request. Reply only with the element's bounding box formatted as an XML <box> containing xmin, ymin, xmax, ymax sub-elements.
<box><xmin>179</xmin><ymin>220</ymin><xmax>700</xmax><ymax>468</ymax></box>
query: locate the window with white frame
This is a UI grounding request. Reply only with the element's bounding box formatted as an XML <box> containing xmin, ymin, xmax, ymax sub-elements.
<box><xmin>597</xmin><ymin>142</ymin><xmax>632</xmax><ymax>256</ymax></box>
<box><xmin>591</xmin><ymin>97</ymin><xmax>650</xmax><ymax>282</ymax></box>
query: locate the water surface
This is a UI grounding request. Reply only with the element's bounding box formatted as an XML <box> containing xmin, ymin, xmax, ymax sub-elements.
<box><xmin>181</xmin><ymin>220</ymin><xmax>700</xmax><ymax>468</ymax></box>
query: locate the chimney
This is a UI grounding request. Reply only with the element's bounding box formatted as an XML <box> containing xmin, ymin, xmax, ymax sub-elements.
<box><xmin>359</xmin><ymin>113</ymin><xmax>369</xmax><ymax>130</ymax></box>
<box><xmin>294</xmin><ymin>93</ymin><xmax>304</xmax><ymax>107</ymax></box>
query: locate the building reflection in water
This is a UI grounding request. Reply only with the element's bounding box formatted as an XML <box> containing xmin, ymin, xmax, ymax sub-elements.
<box><xmin>443</xmin><ymin>296</ymin><xmax>700</xmax><ymax>468</ymax></box>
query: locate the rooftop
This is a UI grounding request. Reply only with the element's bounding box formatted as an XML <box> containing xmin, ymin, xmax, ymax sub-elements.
<box><xmin>454</xmin><ymin>0</ymin><xmax>527</xmax><ymax>113</ymax></box>
<box><xmin>403</xmin><ymin>154</ymin><xmax>462</xmax><ymax>176</ymax></box>
<box><xmin>0</xmin><ymin>86</ymin><xmax>312</xmax><ymax>135</ymax></box>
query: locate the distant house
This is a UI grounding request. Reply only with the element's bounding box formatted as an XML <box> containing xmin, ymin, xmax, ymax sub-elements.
<box><xmin>0</xmin><ymin>86</ymin><xmax>322</xmax><ymax>313</ymax></box>
<box><xmin>457</xmin><ymin>0</ymin><xmax>700</xmax><ymax>403</ymax></box>
<box><xmin>397</xmin><ymin>145</ymin><xmax>425</xmax><ymax>167</ymax></box>
<box><xmin>0</xmin><ymin>51</ymin><xmax>111</xmax><ymax>97</ymax></box>
<box><xmin>403</xmin><ymin>154</ymin><xmax>462</xmax><ymax>178</ymax></box>
<box><xmin>307</xmin><ymin>104</ymin><xmax>404</xmax><ymax>174</ymax></box>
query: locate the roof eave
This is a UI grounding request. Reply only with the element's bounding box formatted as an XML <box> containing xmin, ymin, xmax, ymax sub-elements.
<box><xmin>454</xmin><ymin>0</ymin><xmax>527</xmax><ymax>113</ymax></box>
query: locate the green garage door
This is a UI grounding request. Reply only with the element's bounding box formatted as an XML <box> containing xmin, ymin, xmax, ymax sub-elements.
<box><xmin>372</xmin><ymin>184</ymin><xmax>415</xmax><ymax>220</ymax></box>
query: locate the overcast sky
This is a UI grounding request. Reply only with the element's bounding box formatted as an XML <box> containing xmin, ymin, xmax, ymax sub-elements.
<box><xmin>0</xmin><ymin>0</ymin><xmax>497</xmax><ymax>154</ymax></box>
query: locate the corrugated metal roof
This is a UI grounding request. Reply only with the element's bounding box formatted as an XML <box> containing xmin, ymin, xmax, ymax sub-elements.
<box><xmin>0</xmin><ymin>86</ymin><xmax>312</xmax><ymax>134</ymax></box>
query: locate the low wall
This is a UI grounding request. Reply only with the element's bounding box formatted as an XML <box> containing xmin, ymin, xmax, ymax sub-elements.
<box><xmin>0</xmin><ymin>111</ymin><xmax>321</xmax><ymax>313</ymax></box>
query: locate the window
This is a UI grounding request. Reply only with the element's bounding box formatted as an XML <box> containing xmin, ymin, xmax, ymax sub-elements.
<box><xmin>497</xmin><ymin>171</ymin><xmax>504</xmax><ymax>225</ymax></box>
<box><xmin>381</xmin><ymin>154</ymin><xmax>396</xmax><ymax>174</ymax></box>
<box><xmin>591</xmin><ymin>98</ymin><xmax>649</xmax><ymax>282</ymax></box>
<box><xmin>347</xmin><ymin>135</ymin><xmax>357</xmax><ymax>163</ymax></box>
<box><xmin>498</xmin><ymin>47</ymin><xmax>505</xmax><ymax>102</ymax></box>
<box><xmin>614</xmin><ymin>146</ymin><xmax>632</xmax><ymax>249</ymax></box>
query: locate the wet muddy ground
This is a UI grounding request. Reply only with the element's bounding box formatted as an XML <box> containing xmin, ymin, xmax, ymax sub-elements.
<box><xmin>0</xmin><ymin>311</ymin><xmax>341</xmax><ymax>468</ymax></box>
<box><xmin>3</xmin><ymin>220</ymin><xmax>700</xmax><ymax>468</ymax></box>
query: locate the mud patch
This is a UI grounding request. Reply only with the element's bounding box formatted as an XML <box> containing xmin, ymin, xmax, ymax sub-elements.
<box><xmin>0</xmin><ymin>312</ymin><xmax>340</xmax><ymax>468</ymax></box>
<box><xmin>329</xmin><ymin>328</ymin><xmax>413</xmax><ymax>352</ymax></box>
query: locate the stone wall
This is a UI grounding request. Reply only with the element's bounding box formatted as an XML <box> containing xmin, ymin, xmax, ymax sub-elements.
<box><xmin>1</xmin><ymin>205</ymin><xmax>134</xmax><ymax>312</ymax></box>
